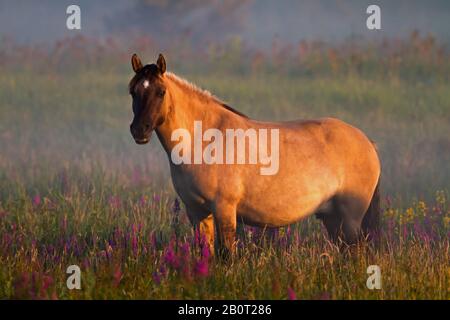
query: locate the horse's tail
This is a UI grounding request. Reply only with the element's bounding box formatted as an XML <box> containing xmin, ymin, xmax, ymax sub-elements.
<box><xmin>361</xmin><ymin>177</ymin><xmax>381</xmax><ymax>242</ymax></box>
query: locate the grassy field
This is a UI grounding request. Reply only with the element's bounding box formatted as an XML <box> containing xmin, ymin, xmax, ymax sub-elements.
<box><xmin>0</xmin><ymin>35</ymin><xmax>449</xmax><ymax>299</ymax></box>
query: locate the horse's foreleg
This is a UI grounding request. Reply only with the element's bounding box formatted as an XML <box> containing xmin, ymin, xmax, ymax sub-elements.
<box><xmin>214</xmin><ymin>202</ymin><xmax>237</xmax><ymax>260</ymax></box>
<box><xmin>199</xmin><ymin>214</ymin><xmax>215</xmax><ymax>256</ymax></box>
<box><xmin>186</xmin><ymin>207</ymin><xmax>215</xmax><ymax>255</ymax></box>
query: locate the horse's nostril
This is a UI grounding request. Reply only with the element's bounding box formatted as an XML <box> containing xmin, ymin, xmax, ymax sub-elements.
<box><xmin>144</xmin><ymin>124</ymin><xmax>151</xmax><ymax>130</ymax></box>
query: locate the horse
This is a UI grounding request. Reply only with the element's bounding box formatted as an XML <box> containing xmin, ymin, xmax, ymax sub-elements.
<box><xmin>128</xmin><ymin>53</ymin><xmax>381</xmax><ymax>257</ymax></box>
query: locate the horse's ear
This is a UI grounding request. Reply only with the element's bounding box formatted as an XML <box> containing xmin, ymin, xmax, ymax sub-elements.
<box><xmin>131</xmin><ymin>53</ymin><xmax>143</xmax><ymax>73</ymax></box>
<box><xmin>157</xmin><ymin>54</ymin><xmax>166</xmax><ymax>74</ymax></box>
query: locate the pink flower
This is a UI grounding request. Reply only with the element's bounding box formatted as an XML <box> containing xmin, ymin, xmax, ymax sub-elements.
<box><xmin>172</xmin><ymin>198</ymin><xmax>181</xmax><ymax>214</ymax></box>
<box><xmin>194</xmin><ymin>258</ymin><xmax>209</xmax><ymax>277</ymax></box>
<box><xmin>181</xmin><ymin>242</ymin><xmax>190</xmax><ymax>256</ymax></box>
<box><xmin>164</xmin><ymin>246</ymin><xmax>179</xmax><ymax>269</ymax></box>
<box><xmin>287</xmin><ymin>287</ymin><xmax>296</xmax><ymax>300</ymax></box>
<box><xmin>152</xmin><ymin>271</ymin><xmax>161</xmax><ymax>285</ymax></box>
<box><xmin>131</xmin><ymin>235</ymin><xmax>138</xmax><ymax>255</ymax></box>
<box><xmin>139</xmin><ymin>195</ymin><xmax>147</xmax><ymax>207</ymax></box>
<box><xmin>201</xmin><ymin>242</ymin><xmax>210</xmax><ymax>259</ymax></box>
<box><xmin>32</xmin><ymin>195</ymin><xmax>41</xmax><ymax>207</ymax></box>
<box><xmin>41</xmin><ymin>275</ymin><xmax>53</xmax><ymax>292</ymax></box>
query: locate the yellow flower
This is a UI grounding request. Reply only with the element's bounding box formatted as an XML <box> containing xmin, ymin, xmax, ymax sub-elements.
<box><xmin>436</xmin><ymin>190</ymin><xmax>446</xmax><ymax>206</ymax></box>
<box><xmin>417</xmin><ymin>201</ymin><xmax>427</xmax><ymax>217</ymax></box>
<box><xmin>403</xmin><ymin>207</ymin><xmax>415</xmax><ymax>224</ymax></box>
<box><xmin>385</xmin><ymin>208</ymin><xmax>397</xmax><ymax>219</ymax></box>
<box><xmin>443</xmin><ymin>216</ymin><xmax>450</xmax><ymax>229</ymax></box>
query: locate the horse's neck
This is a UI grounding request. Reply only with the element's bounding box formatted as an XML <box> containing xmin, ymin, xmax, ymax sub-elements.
<box><xmin>155</xmin><ymin>77</ymin><xmax>229</xmax><ymax>155</ymax></box>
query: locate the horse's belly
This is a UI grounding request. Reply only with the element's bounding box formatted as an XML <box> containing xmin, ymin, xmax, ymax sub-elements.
<box><xmin>237</xmin><ymin>186</ymin><xmax>334</xmax><ymax>227</ymax></box>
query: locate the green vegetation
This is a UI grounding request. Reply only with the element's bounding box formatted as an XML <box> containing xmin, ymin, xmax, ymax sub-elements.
<box><xmin>0</xmin><ymin>34</ymin><xmax>449</xmax><ymax>299</ymax></box>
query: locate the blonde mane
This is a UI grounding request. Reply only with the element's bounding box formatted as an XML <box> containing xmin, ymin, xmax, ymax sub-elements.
<box><xmin>165</xmin><ymin>72</ymin><xmax>248</xmax><ymax>118</ymax></box>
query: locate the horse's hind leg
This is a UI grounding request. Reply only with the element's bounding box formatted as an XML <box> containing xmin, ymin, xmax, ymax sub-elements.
<box><xmin>334</xmin><ymin>196</ymin><xmax>367</xmax><ymax>245</ymax></box>
<box><xmin>319</xmin><ymin>210</ymin><xmax>342</xmax><ymax>243</ymax></box>
<box><xmin>319</xmin><ymin>196</ymin><xmax>365</xmax><ymax>245</ymax></box>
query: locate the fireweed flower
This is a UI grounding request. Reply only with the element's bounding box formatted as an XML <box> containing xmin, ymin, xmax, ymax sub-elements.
<box><xmin>131</xmin><ymin>234</ymin><xmax>138</xmax><ymax>256</ymax></box>
<box><xmin>201</xmin><ymin>241</ymin><xmax>210</xmax><ymax>259</ymax></box>
<box><xmin>287</xmin><ymin>287</ymin><xmax>297</xmax><ymax>300</ymax></box>
<box><xmin>41</xmin><ymin>275</ymin><xmax>53</xmax><ymax>292</ymax></box>
<box><xmin>152</xmin><ymin>271</ymin><xmax>161</xmax><ymax>285</ymax></box>
<box><xmin>179</xmin><ymin>242</ymin><xmax>192</xmax><ymax>277</ymax></box>
<box><xmin>32</xmin><ymin>195</ymin><xmax>41</xmax><ymax>207</ymax></box>
<box><xmin>139</xmin><ymin>195</ymin><xmax>148</xmax><ymax>207</ymax></box>
<box><xmin>164</xmin><ymin>245</ymin><xmax>179</xmax><ymax>269</ymax></box>
<box><xmin>181</xmin><ymin>242</ymin><xmax>190</xmax><ymax>256</ymax></box>
<box><xmin>194</xmin><ymin>258</ymin><xmax>209</xmax><ymax>277</ymax></box>
<box><xmin>159</xmin><ymin>265</ymin><xmax>167</xmax><ymax>277</ymax></box>
<box><xmin>172</xmin><ymin>198</ymin><xmax>181</xmax><ymax>214</ymax></box>
<box><xmin>194</xmin><ymin>228</ymin><xmax>201</xmax><ymax>247</ymax></box>
<box><xmin>152</xmin><ymin>265</ymin><xmax>169</xmax><ymax>285</ymax></box>
<box><xmin>171</xmin><ymin>198</ymin><xmax>181</xmax><ymax>239</ymax></box>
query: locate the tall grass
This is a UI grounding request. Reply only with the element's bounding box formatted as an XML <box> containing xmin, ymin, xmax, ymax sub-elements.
<box><xmin>0</xmin><ymin>34</ymin><xmax>449</xmax><ymax>299</ymax></box>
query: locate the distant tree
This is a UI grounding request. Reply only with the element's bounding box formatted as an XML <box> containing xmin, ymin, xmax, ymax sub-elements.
<box><xmin>106</xmin><ymin>0</ymin><xmax>251</xmax><ymax>45</ymax></box>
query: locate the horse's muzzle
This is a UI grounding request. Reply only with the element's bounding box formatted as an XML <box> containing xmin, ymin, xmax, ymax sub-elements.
<box><xmin>130</xmin><ymin>124</ymin><xmax>152</xmax><ymax>145</ymax></box>
<box><xmin>134</xmin><ymin>137</ymin><xmax>150</xmax><ymax>145</ymax></box>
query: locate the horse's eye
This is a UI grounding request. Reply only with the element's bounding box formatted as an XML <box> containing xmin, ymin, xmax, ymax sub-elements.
<box><xmin>158</xmin><ymin>89</ymin><xmax>166</xmax><ymax>97</ymax></box>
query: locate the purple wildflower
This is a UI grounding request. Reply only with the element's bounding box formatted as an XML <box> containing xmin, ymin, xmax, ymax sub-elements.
<box><xmin>181</xmin><ymin>241</ymin><xmax>190</xmax><ymax>256</ymax></box>
<box><xmin>139</xmin><ymin>195</ymin><xmax>147</xmax><ymax>207</ymax></box>
<box><xmin>201</xmin><ymin>240</ymin><xmax>210</xmax><ymax>259</ymax></box>
<box><xmin>41</xmin><ymin>275</ymin><xmax>53</xmax><ymax>292</ymax></box>
<box><xmin>172</xmin><ymin>198</ymin><xmax>181</xmax><ymax>214</ymax></box>
<box><xmin>152</xmin><ymin>271</ymin><xmax>161</xmax><ymax>285</ymax></box>
<box><xmin>159</xmin><ymin>265</ymin><xmax>167</xmax><ymax>277</ymax></box>
<box><xmin>32</xmin><ymin>195</ymin><xmax>41</xmax><ymax>207</ymax></box>
<box><xmin>164</xmin><ymin>245</ymin><xmax>179</xmax><ymax>269</ymax></box>
<box><xmin>131</xmin><ymin>235</ymin><xmax>138</xmax><ymax>255</ymax></box>
<box><xmin>194</xmin><ymin>258</ymin><xmax>209</xmax><ymax>277</ymax></box>
<box><xmin>287</xmin><ymin>287</ymin><xmax>297</xmax><ymax>300</ymax></box>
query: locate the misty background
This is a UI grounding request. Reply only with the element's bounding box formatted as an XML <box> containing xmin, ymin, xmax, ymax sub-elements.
<box><xmin>0</xmin><ymin>0</ymin><xmax>449</xmax><ymax>203</ymax></box>
<box><xmin>1</xmin><ymin>0</ymin><xmax>449</xmax><ymax>47</ymax></box>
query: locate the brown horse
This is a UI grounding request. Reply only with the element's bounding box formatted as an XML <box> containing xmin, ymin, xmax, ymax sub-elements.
<box><xmin>128</xmin><ymin>53</ymin><xmax>381</xmax><ymax>257</ymax></box>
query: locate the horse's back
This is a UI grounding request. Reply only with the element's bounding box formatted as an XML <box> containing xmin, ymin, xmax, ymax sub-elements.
<box><xmin>285</xmin><ymin>117</ymin><xmax>381</xmax><ymax>198</ymax></box>
<box><xmin>235</xmin><ymin>117</ymin><xmax>380</xmax><ymax>227</ymax></box>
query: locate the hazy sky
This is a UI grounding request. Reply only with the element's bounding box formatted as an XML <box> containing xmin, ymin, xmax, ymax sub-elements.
<box><xmin>0</xmin><ymin>0</ymin><xmax>449</xmax><ymax>47</ymax></box>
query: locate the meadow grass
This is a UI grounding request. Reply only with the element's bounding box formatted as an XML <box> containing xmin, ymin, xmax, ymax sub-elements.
<box><xmin>0</xmin><ymin>36</ymin><xmax>449</xmax><ymax>299</ymax></box>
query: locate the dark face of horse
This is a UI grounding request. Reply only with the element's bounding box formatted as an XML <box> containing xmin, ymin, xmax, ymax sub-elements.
<box><xmin>129</xmin><ymin>53</ymin><xmax>167</xmax><ymax>144</ymax></box>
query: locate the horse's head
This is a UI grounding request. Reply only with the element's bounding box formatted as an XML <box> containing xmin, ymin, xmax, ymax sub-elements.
<box><xmin>128</xmin><ymin>53</ymin><xmax>169</xmax><ymax>144</ymax></box>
